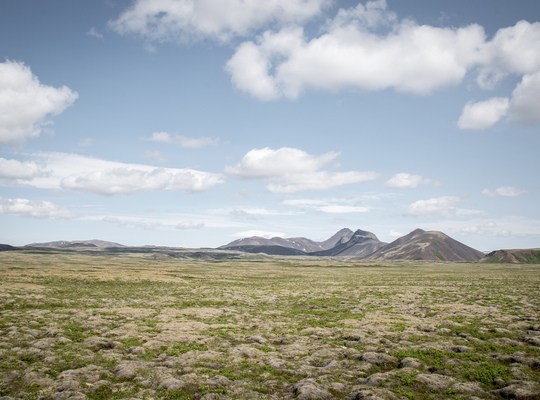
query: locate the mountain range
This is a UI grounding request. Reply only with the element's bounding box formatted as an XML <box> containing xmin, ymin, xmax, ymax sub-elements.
<box><xmin>1</xmin><ymin>230</ymin><xmax>536</xmax><ymax>263</ymax></box>
<box><xmin>221</xmin><ymin>228</ymin><xmax>485</xmax><ymax>262</ymax></box>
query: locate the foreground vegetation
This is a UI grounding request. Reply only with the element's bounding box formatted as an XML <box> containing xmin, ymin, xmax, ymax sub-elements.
<box><xmin>0</xmin><ymin>251</ymin><xmax>539</xmax><ymax>399</ymax></box>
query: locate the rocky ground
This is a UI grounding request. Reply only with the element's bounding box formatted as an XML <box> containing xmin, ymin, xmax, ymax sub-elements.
<box><xmin>0</xmin><ymin>252</ymin><xmax>539</xmax><ymax>399</ymax></box>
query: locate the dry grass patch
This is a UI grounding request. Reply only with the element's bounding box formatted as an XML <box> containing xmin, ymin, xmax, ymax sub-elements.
<box><xmin>0</xmin><ymin>252</ymin><xmax>539</xmax><ymax>399</ymax></box>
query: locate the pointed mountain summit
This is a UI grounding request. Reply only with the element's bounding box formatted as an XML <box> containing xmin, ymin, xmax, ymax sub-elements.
<box><xmin>368</xmin><ymin>229</ymin><xmax>483</xmax><ymax>261</ymax></box>
<box><xmin>318</xmin><ymin>228</ymin><xmax>354</xmax><ymax>250</ymax></box>
<box><xmin>312</xmin><ymin>229</ymin><xmax>385</xmax><ymax>257</ymax></box>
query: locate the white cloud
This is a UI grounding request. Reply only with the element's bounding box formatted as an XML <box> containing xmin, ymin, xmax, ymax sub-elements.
<box><xmin>147</xmin><ymin>131</ymin><xmax>219</xmax><ymax>148</ymax></box>
<box><xmin>407</xmin><ymin>196</ymin><xmax>461</xmax><ymax>216</ymax></box>
<box><xmin>0</xmin><ymin>158</ymin><xmax>44</xmax><ymax>180</ymax></box>
<box><xmin>227</xmin><ymin>147</ymin><xmax>377</xmax><ymax>193</ymax></box>
<box><xmin>110</xmin><ymin>0</ymin><xmax>330</xmax><ymax>42</ymax></box>
<box><xmin>457</xmin><ymin>97</ymin><xmax>509</xmax><ymax>130</ymax></box>
<box><xmin>0</xmin><ymin>198</ymin><xmax>74</xmax><ymax>219</ymax></box>
<box><xmin>458</xmin><ymin>69</ymin><xmax>540</xmax><ymax>130</ymax></box>
<box><xmin>86</xmin><ymin>27</ymin><xmax>104</xmax><ymax>39</ymax></box>
<box><xmin>386</xmin><ymin>173</ymin><xmax>431</xmax><ymax>189</ymax></box>
<box><xmin>0</xmin><ymin>61</ymin><xmax>78</xmax><ymax>143</ymax></box>
<box><xmin>282</xmin><ymin>197</ymin><xmax>369</xmax><ymax>213</ymax></box>
<box><xmin>226</xmin><ymin>147</ymin><xmax>338</xmax><ymax>178</ymax></box>
<box><xmin>232</xmin><ymin>230</ymin><xmax>286</xmax><ymax>239</ymax></box>
<box><xmin>478</xmin><ymin>20</ymin><xmax>540</xmax><ymax>87</ymax></box>
<box><xmin>509</xmin><ymin>70</ymin><xmax>540</xmax><ymax>124</ymax></box>
<box><xmin>482</xmin><ymin>186</ymin><xmax>527</xmax><ymax>197</ymax></box>
<box><xmin>4</xmin><ymin>152</ymin><xmax>223</xmax><ymax>195</ymax></box>
<box><xmin>226</xmin><ymin>1</ymin><xmax>486</xmax><ymax>100</ymax></box>
<box><xmin>225</xmin><ymin>2</ymin><xmax>540</xmax><ymax>130</ymax></box>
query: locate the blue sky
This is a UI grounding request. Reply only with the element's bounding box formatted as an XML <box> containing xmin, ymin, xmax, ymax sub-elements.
<box><xmin>1</xmin><ymin>0</ymin><xmax>539</xmax><ymax>250</ymax></box>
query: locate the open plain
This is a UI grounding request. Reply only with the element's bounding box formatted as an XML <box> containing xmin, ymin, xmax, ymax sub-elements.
<box><xmin>0</xmin><ymin>251</ymin><xmax>539</xmax><ymax>399</ymax></box>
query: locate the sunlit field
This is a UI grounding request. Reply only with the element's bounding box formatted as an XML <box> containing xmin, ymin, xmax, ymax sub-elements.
<box><xmin>1</xmin><ymin>251</ymin><xmax>539</xmax><ymax>399</ymax></box>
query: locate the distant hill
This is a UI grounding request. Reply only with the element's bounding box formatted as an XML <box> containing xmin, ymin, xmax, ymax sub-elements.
<box><xmin>481</xmin><ymin>249</ymin><xmax>540</xmax><ymax>264</ymax></box>
<box><xmin>311</xmin><ymin>229</ymin><xmax>386</xmax><ymax>258</ymax></box>
<box><xmin>224</xmin><ymin>245</ymin><xmax>308</xmax><ymax>256</ymax></box>
<box><xmin>368</xmin><ymin>229</ymin><xmax>484</xmax><ymax>262</ymax></box>
<box><xmin>221</xmin><ymin>228</ymin><xmax>354</xmax><ymax>255</ymax></box>
<box><xmin>0</xmin><ymin>244</ymin><xmax>19</xmax><ymax>251</ymax></box>
<box><xmin>26</xmin><ymin>240</ymin><xmax>125</xmax><ymax>248</ymax></box>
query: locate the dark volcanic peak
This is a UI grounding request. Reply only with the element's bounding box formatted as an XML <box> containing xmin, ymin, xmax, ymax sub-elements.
<box><xmin>26</xmin><ymin>239</ymin><xmax>125</xmax><ymax>248</ymax></box>
<box><xmin>319</xmin><ymin>228</ymin><xmax>354</xmax><ymax>250</ymax></box>
<box><xmin>368</xmin><ymin>229</ymin><xmax>483</xmax><ymax>262</ymax></box>
<box><xmin>312</xmin><ymin>229</ymin><xmax>385</xmax><ymax>258</ymax></box>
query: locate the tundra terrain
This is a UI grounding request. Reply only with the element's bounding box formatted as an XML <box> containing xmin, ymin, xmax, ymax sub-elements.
<box><xmin>0</xmin><ymin>251</ymin><xmax>539</xmax><ymax>399</ymax></box>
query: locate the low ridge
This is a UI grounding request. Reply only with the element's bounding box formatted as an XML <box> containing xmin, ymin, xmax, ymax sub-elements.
<box><xmin>481</xmin><ymin>248</ymin><xmax>540</xmax><ymax>264</ymax></box>
<box><xmin>26</xmin><ymin>240</ymin><xmax>125</xmax><ymax>248</ymax></box>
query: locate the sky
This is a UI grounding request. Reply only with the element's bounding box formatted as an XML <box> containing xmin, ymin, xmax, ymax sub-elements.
<box><xmin>1</xmin><ymin>0</ymin><xmax>539</xmax><ymax>251</ymax></box>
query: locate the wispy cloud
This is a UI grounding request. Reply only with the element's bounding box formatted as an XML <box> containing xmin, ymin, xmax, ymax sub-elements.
<box><xmin>407</xmin><ymin>196</ymin><xmax>482</xmax><ymax>217</ymax></box>
<box><xmin>79</xmin><ymin>138</ymin><xmax>94</xmax><ymax>147</ymax></box>
<box><xmin>423</xmin><ymin>217</ymin><xmax>540</xmax><ymax>238</ymax></box>
<box><xmin>86</xmin><ymin>27</ymin><xmax>104</xmax><ymax>39</ymax></box>
<box><xmin>144</xmin><ymin>150</ymin><xmax>166</xmax><ymax>163</ymax></box>
<box><xmin>232</xmin><ymin>230</ymin><xmax>286</xmax><ymax>239</ymax></box>
<box><xmin>82</xmin><ymin>212</ymin><xmax>245</xmax><ymax>231</ymax></box>
<box><xmin>407</xmin><ymin>196</ymin><xmax>462</xmax><ymax>217</ymax></box>
<box><xmin>227</xmin><ymin>207</ymin><xmax>300</xmax><ymax>216</ymax></box>
<box><xmin>147</xmin><ymin>132</ymin><xmax>219</xmax><ymax>148</ymax></box>
<box><xmin>2</xmin><ymin>152</ymin><xmax>223</xmax><ymax>196</ymax></box>
<box><xmin>283</xmin><ymin>198</ymin><xmax>369</xmax><ymax>213</ymax></box>
<box><xmin>110</xmin><ymin>0</ymin><xmax>330</xmax><ymax>42</ymax></box>
<box><xmin>482</xmin><ymin>186</ymin><xmax>527</xmax><ymax>197</ymax></box>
